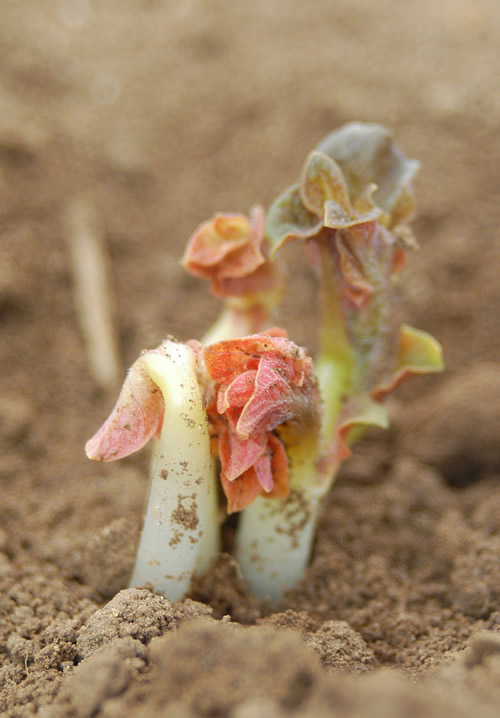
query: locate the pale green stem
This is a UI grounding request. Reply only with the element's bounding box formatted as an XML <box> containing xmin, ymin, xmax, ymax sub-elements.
<box><xmin>346</xmin><ymin>236</ymin><xmax>389</xmax><ymax>394</ymax></box>
<box><xmin>201</xmin><ymin>304</ymin><xmax>246</xmax><ymax>345</ymax></box>
<box><xmin>235</xmin><ymin>245</ymin><xmax>356</xmax><ymax>602</ymax></box>
<box><xmin>202</xmin><ymin>298</ymin><xmax>274</xmax><ymax>345</ymax></box>
<box><xmin>316</xmin><ymin>243</ymin><xmax>353</xmax><ymax>450</ymax></box>
<box><xmin>129</xmin><ymin>342</ymin><xmax>219</xmax><ymax>600</ymax></box>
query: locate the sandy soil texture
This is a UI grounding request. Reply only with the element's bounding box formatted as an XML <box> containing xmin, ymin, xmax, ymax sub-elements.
<box><xmin>1</xmin><ymin>1</ymin><xmax>500</xmax><ymax>716</ymax></box>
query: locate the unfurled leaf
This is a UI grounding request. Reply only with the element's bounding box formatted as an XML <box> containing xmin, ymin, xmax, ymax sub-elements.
<box><xmin>85</xmin><ymin>348</ymin><xmax>165</xmax><ymax>462</ymax></box>
<box><xmin>372</xmin><ymin>324</ymin><xmax>445</xmax><ymax>401</ymax></box>
<box><xmin>299</xmin><ymin>151</ymin><xmax>351</xmax><ymax>217</ymax></box>
<box><xmin>319</xmin><ymin>394</ymin><xmax>389</xmax><ymax>477</ymax></box>
<box><xmin>265</xmin><ymin>184</ymin><xmax>322</xmax><ymax>256</ymax></box>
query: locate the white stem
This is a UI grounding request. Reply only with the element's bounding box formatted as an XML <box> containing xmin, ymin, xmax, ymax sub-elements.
<box><xmin>129</xmin><ymin>342</ymin><xmax>219</xmax><ymax>600</ymax></box>
<box><xmin>235</xmin><ymin>433</ymin><xmax>326</xmax><ymax>604</ymax></box>
<box><xmin>201</xmin><ymin>306</ymin><xmax>239</xmax><ymax>345</ymax></box>
<box><xmin>202</xmin><ymin>304</ymin><xmax>258</xmax><ymax>345</ymax></box>
<box><xmin>201</xmin><ymin>300</ymin><xmax>272</xmax><ymax>345</ymax></box>
<box><xmin>235</xmin><ymin>484</ymin><xmax>325</xmax><ymax>604</ymax></box>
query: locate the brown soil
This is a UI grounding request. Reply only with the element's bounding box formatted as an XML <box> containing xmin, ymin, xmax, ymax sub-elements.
<box><xmin>1</xmin><ymin>1</ymin><xmax>500</xmax><ymax>716</ymax></box>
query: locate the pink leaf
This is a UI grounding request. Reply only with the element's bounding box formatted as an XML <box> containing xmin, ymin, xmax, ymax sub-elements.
<box><xmin>204</xmin><ymin>331</ymin><xmax>319</xmax><ymax>511</ymax></box>
<box><xmin>85</xmin><ymin>349</ymin><xmax>165</xmax><ymax>462</ymax></box>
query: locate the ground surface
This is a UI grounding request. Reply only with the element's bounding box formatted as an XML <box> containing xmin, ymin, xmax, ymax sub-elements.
<box><xmin>1</xmin><ymin>1</ymin><xmax>500</xmax><ymax>716</ymax></box>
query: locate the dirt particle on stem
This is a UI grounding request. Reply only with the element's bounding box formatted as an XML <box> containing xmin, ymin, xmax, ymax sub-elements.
<box><xmin>171</xmin><ymin>494</ymin><xmax>199</xmax><ymax>532</ymax></box>
<box><xmin>274</xmin><ymin>490</ymin><xmax>312</xmax><ymax>549</ymax></box>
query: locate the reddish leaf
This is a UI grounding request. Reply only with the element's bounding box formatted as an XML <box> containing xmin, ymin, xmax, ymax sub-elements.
<box><xmin>182</xmin><ymin>205</ymin><xmax>281</xmax><ymax>298</ymax></box>
<box><xmin>204</xmin><ymin>331</ymin><xmax>318</xmax><ymax>512</ymax></box>
<box><xmin>85</xmin><ymin>348</ymin><xmax>165</xmax><ymax>462</ymax></box>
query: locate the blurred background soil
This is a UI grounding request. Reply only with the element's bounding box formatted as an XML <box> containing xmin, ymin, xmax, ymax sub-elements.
<box><xmin>1</xmin><ymin>1</ymin><xmax>499</xmax><ymax>716</ymax></box>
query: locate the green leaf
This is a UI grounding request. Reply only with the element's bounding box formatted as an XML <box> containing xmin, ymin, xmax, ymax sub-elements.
<box><xmin>299</xmin><ymin>151</ymin><xmax>351</xmax><ymax>217</ymax></box>
<box><xmin>331</xmin><ymin>394</ymin><xmax>389</xmax><ymax>463</ymax></box>
<box><xmin>372</xmin><ymin>323</ymin><xmax>445</xmax><ymax>401</ymax></box>
<box><xmin>316</xmin><ymin>122</ymin><xmax>420</xmax><ymax>228</ymax></box>
<box><xmin>265</xmin><ymin>183</ymin><xmax>322</xmax><ymax>256</ymax></box>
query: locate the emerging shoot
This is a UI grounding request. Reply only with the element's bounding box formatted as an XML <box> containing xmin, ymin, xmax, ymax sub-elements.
<box><xmin>86</xmin><ymin>340</ymin><xmax>219</xmax><ymax>600</ymax></box>
<box><xmin>86</xmin><ymin>121</ymin><xmax>444</xmax><ymax>603</ymax></box>
<box><xmin>182</xmin><ymin>205</ymin><xmax>283</xmax><ymax>343</ymax></box>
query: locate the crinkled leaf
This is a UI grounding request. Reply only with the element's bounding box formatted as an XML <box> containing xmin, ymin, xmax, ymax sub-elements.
<box><xmin>219</xmin><ymin>431</ymin><xmax>289</xmax><ymax>513</ymax></box>
<box><xmin>262</xmin><ymin>433</ymin><xmax>289</xmax><ymax>498</ymax></box>
<box><xmin>220</xmin><ymin>468</ymin><xmax>262</xmax><ymax>515</ymax></box>
<box><xmin>182</xmin><ymin>206</ymin><xmax>280</xmax><ymax>298</ymax></box>
<box><xmin>300</xmin><ymin>151</ymin><xmax>382</xmax><ymax>236</ymax></box>
<box><xmin>323</xmin><ymin>198</ymin><xmax>381</xmax><ymax>230</ymax></box>
<box><xmin>217</xmin><ymin>370</ymin><xmax>257</xmax><ymax>413</ymax></box>
<box><xmin>299</xmin><ymin>151</ymin><xmax>351</xmax><ymax>217</ymax></box>
<box><xmin>372</xmin><ymin>324</ymin><xmax>444</xmax><ymax>401</ymax></box>
<box><xmin>316</xmin><ymin>122</ymin><xmax>420</xmax><ymax>228</ymax></box>
<box><xmin>335</xmin><ymin>226</ymin><xmax>378</xmax><ymax>308</ymax></box>
<box><xmin>203</xmin><ymin>329</ymin><xmax>302</xmax><ymax>386</ymax></box>
<box><xmin>204</xmin><ymin>334</ymin><xmax>282</xmax><ymax>383</ymax></box>
<box><xmin>205</xmin><ymin>334</ymin><xmax>317</xmax><ymax>442</ymax></box>
<box><xmin>222</xmin><ymin>425</ymin><xmax>267</xmax><ymax>481</ymax></box>
<box><xmin>265</xmin><ymin>184</ymin><xmax>322</xmax><ymax>256</ymax></box>
<box><xmin>213</xmin><ymin>258</ymin><xmax>280</xmax><ymax>297</ymax></box>
<box><xmin>205</xmin><ymin>331</ymin><xmax>318</xmax><ymax>512</ymax></box>
<box><xmin>253</xmin><ymin>450</ymin><xmax>274</xmax><ymax>492</ymax></box>
<box><xmin>236</xmin><ymin>353</ymin><xmax>298</xmax><ymax>439</ymax></box>
<box><xmin>182</xmin><ymin>213</ymin><xmax>254</xmax><ymax>269</ymax></box>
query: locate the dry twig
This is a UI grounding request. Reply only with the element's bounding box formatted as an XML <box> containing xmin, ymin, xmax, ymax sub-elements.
<box><xmin>64</xmin><ymin>198</ymin><xmax>122</xmax><ymax>391</ymax></box>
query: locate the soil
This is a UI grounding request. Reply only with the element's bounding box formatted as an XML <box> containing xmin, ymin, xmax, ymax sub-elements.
<box><xmin>1</xmin><ymin>1</ymin><xmax>500</xmax><ymax>716</ymax></box>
